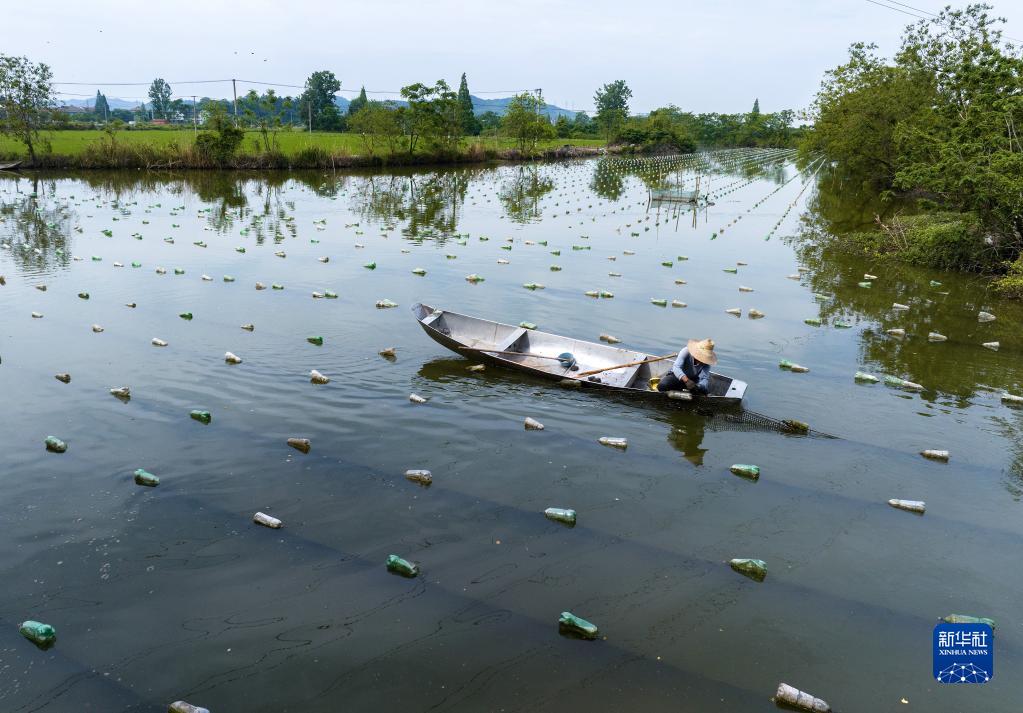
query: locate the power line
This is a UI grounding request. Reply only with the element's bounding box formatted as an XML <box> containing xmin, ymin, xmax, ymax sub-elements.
<box><xmin>860</xmin><ymin>0</ymin><xmax>1022</xmax><ymax>43</ymax></box>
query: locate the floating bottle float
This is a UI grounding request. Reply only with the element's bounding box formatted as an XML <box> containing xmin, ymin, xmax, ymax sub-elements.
<box><xmin>941</xmin><ymin>614</ymin><xmax>995</xmax><ymax>628</ymax></box>
<box><xmin>599</xmin><ymin>334</ymin><xmax>620</xmax><ymax>344</ymax></box>
<box><xmin>134</xmin><ymin>468</ymin><xmax>159</xmax><ymax>487</ymax></box>
<box><xmin>31</xmin><ymin>311</ymin><xmax>43</xmax><ymax>318</ymax></box>
<box><xmin>1002</xmin><ymin>393</ymin><xmax>1023</xmax><ymax>404</ymax></box>
<box><xmin>409</xmin><ymin>393</ymin><xmax>428</xmax><ymax>404</ymax></box>
<box><xmin>725</xmin><ymin>308</ymin><xmax>741</xmax><ymax>316</ymax></box>
<box><xmin>465</xmin><ymin>274</ymin><xmax>485</xmax><ymax>283</ymax></box>
<box><xmin>773</xmin><ymin>683</ymin><xmax>830</xmax><ymax>712</ymax></box>
<box><xmin>892</xmin><ymin>302</ymin><xmax>909</xmax><ymax>311</ymax></box>
<box><xmin>920</xmin><ymin>449</ymin><xmax>949</xmax><ymax>462</ymax></box>
<box><xmin>886</xmin><ymin>328</ymin><xmax>905</xmax><ymax>338</ymax></box>
<box><xmin>519</xmin><ymin>321</ymin><xmax>537</xmax><ymax>330</ymax></box>
<box><xmin>467</xmin><ymin>364</ymin><xmax>485</xmax><ymax>372</ymax></box>
<box><xmin>189</xmin><ymin>410</ymin><xmax>211</xmax><ymax>424</ymax></box>
<box><xmin>224</xmin><ymin>352</ymin><xmax>242</xmax><ymax>364</ymax></box>
<box><xmin>152</xmin><ymin>337</ymin><xmax>168</xmax><ymax>346</ymax></box>
<box><xmin>386</xmin><ymin>554</ymin><xmax>418</xmax><ymax>577</ymax></box>
<box><xmin>253</xmin><ymin>512</ymin><xmax>282</xmax><ymax>529</ymax></box>
<box><xmin>889</xmin><ymin>499</ymin><xmax>925</xmax><ymax>514</ymax></box>
<box><xmin>599</xmin><ymin>436</ymin><xmax>627</xmax><ymax>449</ymax></box>
<box><xmin>412</xmin><ymin>267</ymin><xmax>427</xmax><ymax>276</ymax></box>
<box><xmin>558</xmin><ymin>611</ymin><xmax>599</xmax><ymax>640</ymax></box>
<box><xmin>738</xmin><ymin>286</ymin><xmax>754</xmax><ymax>293</ymax></box>
<box><xmin>977</xmin><ymin>311</ymin><xmax>996</xmax><ymax>323</ymax></box>
<box><xmin>110</xmin><ymin>386</ymin><xmax>131</xmax><ymax>399</ymax></box>
<box><xmin>405</xmin><ymin>469</ymin><xmax>432</xmax><ymax>486</ymax></box>
<box><xmin>928</xmin><ymin>332</ymin><xmax>947</xmax><ymax>342</ymax></box>
<box><xmin>982</xmin><ymin>341</ymin><xmax>999</xmax><ymax>350</ymax></box>
<box><xmin>255</xmin><ymin>282</ymin><xmax>266</xmax><ymax>290</ymax></box>
<box><xmin>19</xmin><ymin>620</ymin><xmax>57</xmax><ymax>649</ymax></box>
<box><xmin>376</xmin><ymin>299</ymin><xmax>398</xmax><ymax>308</ymax></box>
<box><xmin>179</xmin><ymin>312</ymin><xmax>193</xmax><ymax>320</ymax></box>
<box><xmin>310</xmin><ymin>369</ymin><xmax>330</xmax><ymax>384</ymax></box>
<box><xmin>524</xmin><ymin>417</ymin><xmax>544</xmax><ymax>430</ymax></box>
<box><xmin>287</xmin><ymin>437</ymin><xmax>311</xmax><ymax>453</ymax></box>
<box><xmin>201</xmin><ymin>274</ymin><xmax>212</xmax><ymax>281</ymax></box>
<box><xmin>45</xmin><ymin>436</ymin><xmax>67</xmax><ymax>453</ymax></box>
<box><xmin>748</xmin><ymin>309</ymin><xmax>764</xmax><ymax>319</ymax></box>
<box><xmin>544</xmin><ymin>507</ymin><xmax>576</xmax><ymax>526</ymax></box>
<box><xmin>650</xmin><ymin>298</ymin><xmax>667</xmax><ymax>307</ymax></box>
<box><xmin>307</xmin><ymin>336</ymin><xmax>324</xmax><ymax>346</ymax></box>
<box><xmin>55</xmin><ymin>373</ymin><xmax>71</xmax><ymax>383</ymax></box>
<box><xmin>170</xmin><ymin>701</ymin><xmax>211</xmax><ymax>713</ymax></box>
<box><xmin>883</xmin><ymin>375</ymin><xmax>923</xmax><ymax>391</ymax></box>
<box><xmin>672</xmin><ymin>300</ymin><xmax>687</xmax><ymax>308</ymax></box>
<box><xmin>241</xmin><ymin>323</ymin><xmax>254</xmax><ymax>331</ymax></box>
<box><xmin>854</xmin><ymin>371</ymin><xmax>879</xmax><ymax>383</ymax></box>
<box><xmin>803</xmin><ymin>318</ymin><xmax>822</xmax><ymax>327</ymax></box>
<box><xmin>729</xmin><ymin>558</ymin><xmax>767</xmax><ymax>582</ymax></box>
<box><xmin>730</xmin><ymin>464</ymin><xmax>760</xmax><ymax>480</ymax></box>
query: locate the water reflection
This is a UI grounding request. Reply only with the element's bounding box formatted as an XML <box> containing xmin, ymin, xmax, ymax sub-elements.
<box><xmin>498</xmin><ymin>166</ymin><xmax>554</xmax><ymax>224</ymax></box>
<box><xmin>0</xmin><ymin>176</ymin><xmax>74</xmax><ymax>272</ymax></box>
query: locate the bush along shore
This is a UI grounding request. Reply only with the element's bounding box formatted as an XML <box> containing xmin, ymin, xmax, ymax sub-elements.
<box><xmin>799</xmin><ymin>5</ymin><xmax>1023</xmax><ymax>298</ymax></box>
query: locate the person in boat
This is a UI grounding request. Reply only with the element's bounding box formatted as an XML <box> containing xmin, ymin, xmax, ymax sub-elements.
<box><xmin>657</xmin><ymin>338</ymin><xmax>716</xmax><ymax>395</ymax></box>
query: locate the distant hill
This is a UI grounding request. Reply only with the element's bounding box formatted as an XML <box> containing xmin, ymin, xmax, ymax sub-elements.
<box><xmin>61</xmin><ymin>97</ymin><xmax>142</xmax><ymax>110</ymax></box>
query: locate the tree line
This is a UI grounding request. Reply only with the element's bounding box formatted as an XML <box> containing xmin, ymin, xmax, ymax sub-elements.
<box><xmin>801</xmin><ymin>3</ymin><xmax>1023</xmax><ymax>296</ymax></box>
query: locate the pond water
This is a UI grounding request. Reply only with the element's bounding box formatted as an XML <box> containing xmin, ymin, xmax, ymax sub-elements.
<box><xmin>1</xmin><ymin>151</ymin><xmax>1021</xmax><ymax>712</ymax></box>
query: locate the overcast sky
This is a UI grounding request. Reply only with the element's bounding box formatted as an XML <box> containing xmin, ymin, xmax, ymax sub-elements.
<box><xmin>7</xmin><ymin>0</ymin><xmax>1020</xmax><ymax>114</ymax></box>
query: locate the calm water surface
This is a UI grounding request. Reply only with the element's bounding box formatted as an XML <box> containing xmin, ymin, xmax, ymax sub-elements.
<box><xmin>1</xmin><ymin>151</ymin><xmax>1022</xmax><ymax>712</ymax></box>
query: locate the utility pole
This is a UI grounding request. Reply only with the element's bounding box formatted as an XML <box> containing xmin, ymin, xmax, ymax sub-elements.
<box><xmin>192</xmin><ymin>95</ymin><xmax>198</xmax><ymax>135</ymax></box>
<box><xmin>232</xmin><ymin>78</ymin><xmax>238</xmax><ymax>125</ymax></box>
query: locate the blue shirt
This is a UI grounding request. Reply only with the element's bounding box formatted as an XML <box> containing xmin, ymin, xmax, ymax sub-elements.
<box><xmin>671</xmin><ymin>347</ymin><xmax>711</xmax><ymax>395</ymax></box>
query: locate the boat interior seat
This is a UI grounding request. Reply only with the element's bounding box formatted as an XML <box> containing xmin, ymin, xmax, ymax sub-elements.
<box><xmin>494</xmin><ymin>327</ymin><xmax>528</xmax><ymax>353</ymax></box>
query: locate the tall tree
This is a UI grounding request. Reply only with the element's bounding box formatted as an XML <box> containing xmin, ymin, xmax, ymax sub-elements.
<box><xmin>396</xmin><ymin>80</ymin><xmax>461</xmax><ymax>155</ymax></box>
<box><xmin>148</xmin><ymin>78</ymin><xmax>173</xmax><ymax>119</ymax></box>
<box><xmin>501</xmin><ymin>92</ymin><xmax>555</xmax><ymax>152</ymax></box>
<box><xmin>300</xmin><ymin>70</ymin><xmax>342</xmax><ymax>131</ymax></box>
<box><xmin>348</xmin><ymin>86</ymin><xmax>368</xmax><ymax>116</ymax></box>
<box><xmin>751</xmin><ymin>98</ymin><xmax>760</xmax><ymax>117</ymax></box>
<box><xmin>94</xmin><ymin>90</ymin><xmax>110</xmax><ymax>120</ymax></box>
<box><xmin>243</xmin><ymin>89</ymin><xmax>291</xmax><ymax>152</ymax></box>
<box><xmin>457</xmin><ymin>73</ymin><xmax>480</xmax><ymax>136</ymax></box>
<box><xmin>0</xmin><ymin>54</ymin><xmax>55</xmax><ymax>162</ymax></box>
<box><xmin>593</xmin><ymin>80</ymin><xmax>632</xmax><ymax>142</ymax></box>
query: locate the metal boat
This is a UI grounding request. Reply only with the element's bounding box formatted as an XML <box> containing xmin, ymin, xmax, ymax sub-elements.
<box><xmin>412</xmin><ymin>303</ymin><xmax>747</xmax><ymax>405</ymax></box>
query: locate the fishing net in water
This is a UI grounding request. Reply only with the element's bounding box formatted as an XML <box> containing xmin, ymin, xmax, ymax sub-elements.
<box><xmin>698</xmin><ymin>407</ymin><xmax>840</xmax><ymax>439</ymax></box>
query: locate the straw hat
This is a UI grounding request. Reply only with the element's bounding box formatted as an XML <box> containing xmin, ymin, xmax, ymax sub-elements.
<box><xmin>687</xmin><ymin>338</ymin><xmax>718</xmax><ymax>365</ymax></box>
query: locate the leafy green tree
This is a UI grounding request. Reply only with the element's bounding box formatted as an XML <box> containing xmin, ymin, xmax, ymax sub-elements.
<box><xmin>148</xmin><ymin>78</ymin><xmax>173</xmax><ymax>119</ymax></box>
<box><xmin>501</xmin><ymin>92</ymin><xmax>555</xmax><ymax>153</ymax></box>
<box><xmin>195</xmin><ymin>102</ymin><xmax>244</xmax><ymax>165</ymax></box>
<box><xmin>477</xmin><ymin>110</ymin><xmax>502</xmax><ymax>134</ymax></box>
<box><xmin>750</xmin><ymin>98</ymin><xmax>760</xmax><ymax>117</ymax></box>
<box><xmin>243</xmin><ymin>89</ymin><xmax>291</xmax><ymax>152</ymax></box>
<box><xmin>594</xmin><ymin>80</ymin><xmax>632</xmax><ymax>142</ymax></box>
<box><xmin>0</xmin><ymin>54</ymin><xmax>55</xmax><ymax>162</ymax></box>
<box><xmin>348</xmin><ymin>101</ymin><xmax>402</xmax><ymax>157</ymax></box>
<box><xmin>396</xmin><ymin>80</ymin><xmax>461</xmax><ymax>155</ymax></box>
<box><xmin>300</xmin><ymin>70</ymin><xmax>343</xmax><ymax>130</ymax></box>
<box><xmin>457</xmin><ymin>73</ymin><xmax>480</xmax><ymax>136</ymax></box>
<box><xmin>94</xmin><ymin>91</ymin><xmax>110</xmax><ymax>120</ymax></box>
<box><xmin>348</xmin><ymin>86</ymin><xmax>368</xmax><ymax>116</ymax></box>
<box><xmin>554</xmin><ymin>114</ymin><xmax>572</xmax><ymax>139</ymax></box>
<box><xmin>572</xmin><ymin>111</ymin><xmax>596</xmax><ymax>137</ymax></box>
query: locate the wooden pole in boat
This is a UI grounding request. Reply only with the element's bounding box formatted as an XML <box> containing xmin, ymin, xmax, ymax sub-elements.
<box><xmin>576</xmin><ymin>353</ymin><xmax>678</xmax><ymax>378</ymax></box>
<box><xmin>459</xmin><ymin>347</ymin><xmax>566</xmax><ymax>361</ymax></box>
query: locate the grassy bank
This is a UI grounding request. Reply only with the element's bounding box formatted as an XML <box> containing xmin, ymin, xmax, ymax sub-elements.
<box><xmin>0</xmin><ymin>129</ymin><xmax>606</xmax><ymax>169</ymax></box>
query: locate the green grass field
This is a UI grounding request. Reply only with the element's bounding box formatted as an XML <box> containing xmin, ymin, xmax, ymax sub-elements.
<box><xmin>0</xmin><ymin>129</ymin><xmax>604</xmax><ymax>159</ymax></box>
